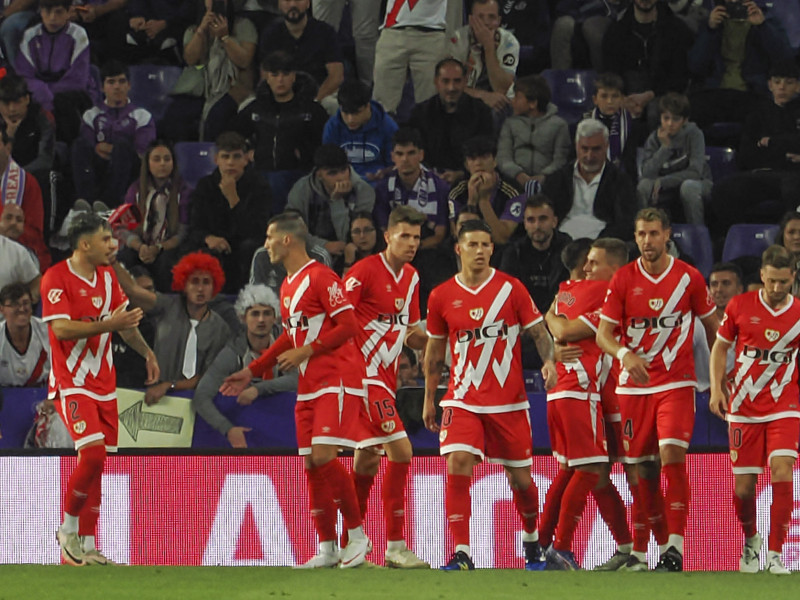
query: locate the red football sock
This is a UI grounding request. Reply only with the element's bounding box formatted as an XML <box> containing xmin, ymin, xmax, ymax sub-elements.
<box><xmin>769</xmin><ymin>481</ymin><xmax>793</xmax><ymax>552</ymax></box>
<box><xmin>325</xmin><ymin>460</ymin><xmax>363</xmax><ymax>531</ymax></box>
<box><xmin>554</xmin><ymin>470</ymin><xmax>599</xmax><ymax>552</ymax></box>
<box><xmin>383</xmin><ymin>461</ymin><xmax>410</xmax><ymax>542</ymax></box>
<box><xmin>629</xmin><ymin>482</ymin><xmax>650</xmax><ymax>553</ymax></box>
<box><xmin>592</xmin><ymin>481</ymin><xmax>632</xmax><ymax>546</ymax></box>
<box><xmin>734</xmin><ymin>494</ymin><xmax>757</xmax><ymax>539</ymax></box>
<box><xmin>78</xmin><ymin>472</ymin><xmax>102</xmax><ymax>538</ymax></box>
<box><xmin>663</xmin><ymin>463</ymin><xmax>690</xmax><ymax>538</ymax></box>
<box><xmin>64</xmin><ymin>445</ymin><xmax>106</xmax><ymax>517</ymax></box>
<box><xmin>352</xmin><ymin>472</ymin><xmax>374</xmax><ymax>520</ymax></box>
<box><xmin>540</xmin><ymin>468</ymin><xmax>573</xmax><ymax>547</ymax></box>
<box><xmin>306</xmin><ymin>464</ymin><xmax>337</xmax><ymax>543</ymax></box>
<box><xmin>512</xmin><ymin>481</ymin><xmax>539</xmax><ymax>535</ymax></box>
<box><xmin>638</xmin><ymin>476</ymin><xmax>669</xmax><ymax>545</ymax></box>
<box><xmin>446</xmin><ymin>474</ymin><xmax>472</xmax><ymax>548</ymax></box>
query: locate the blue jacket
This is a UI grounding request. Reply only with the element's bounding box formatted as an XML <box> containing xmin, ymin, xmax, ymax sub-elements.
<box><xmin>322</xmin><ymin>100</ymin><xmax>398</xmax><ymax>180</ymax></box>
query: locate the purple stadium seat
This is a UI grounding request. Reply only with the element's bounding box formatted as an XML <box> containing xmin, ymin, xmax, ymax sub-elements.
<box><xmin>671</xmin><ymin>224</ymin><xmax>713</xmax><ymax>278</ymax></box>
<box><xmin>765</xmin><ymin>0</ymin><xmax>800</xmax><ymax>49</ymax></box>
<box><xmin>540</xmin><ymin>69</ymin><xmax>597</xmax><ymax>125</ymax></box>
<box><xmin>705</xmin><ymin>146</ymin><xmax>737</xmax><ymax>183</ymax></box>
<box><xmin>175</xmin><ymin>142</ymin><xmax>217</xmax><ymax>189</ymax></box>
<box><xmin>128</xmin><ymin>65</ymin><xmax>183</xmax><ymax>122</ymax></box>
<box><xmin>721</xmin><ymin>223</ymin><xmax>779</xmax><ymax>262</ymax></box>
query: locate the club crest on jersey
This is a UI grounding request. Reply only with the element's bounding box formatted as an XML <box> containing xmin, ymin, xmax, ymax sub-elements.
<box><xmin>47</xmin><ymin>289</ymin><xmax>63</xmax><ymax>304</ymax></box>
<box><xmin>328</xmin><ymin>282</ymin><xmax>346</xmax><ymax>307</ymax></box>
<box><xmin>730</xmin><ymin>450</ymin><xmax>738</xmax><ymax>463</ymax></box>
<box><xmin>91</xmin><ymin>296</ymin><xmax>102</xmax><ymax>309</ymax></box>
<box><xmin>73</xmin><ymin>420</ymin><xmax>86</xmax><ymax>434</ymax></box>
<box><xmin>765</xmin><ymin>329</ymin><xmax>780</xmax><ymax>342</ymax></box>
<box><xmin>439</xmin><ymin>430</ymin><xmax>448</xmax><ymax>443</ymax></box>
<box><xmin>381</xmin><ymin>421</ymin><xmax>396</xmax><ymax>433</ymax></box>
<box><xmin>395</xmin><ymin>298</ymin><xmax>404</xmax><ymax>310</ymax></box>
<box><xmin>648</xmin><ymin>298</ymin><xmax>663</xmax><ymax>311</ymax></box>
<box><xmin>283</xmin><ymin>297</ymin><xmax>290</xmax><ymax>308</ymax></box>
<box><xmin>469</xmin><ymin>307</ymin><xmax>484</xmax><ymax>321</ymax></box>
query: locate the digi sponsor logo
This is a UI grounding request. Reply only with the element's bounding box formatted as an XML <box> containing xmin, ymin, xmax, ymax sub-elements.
<box><xmin>456</xmin><ymin>322</ymin><xmax>508</xmax><ymax>343</ymax></box>
<box><xmin>628</xmin><ymin>315</ymin><xmax>683</xmax><ymax>330</ymax></box>
<box><xmin>378</xmin><ymin>313</ymin><xmax>410</xmax><ymax>325</ymax></box>
<box><xmin>742</xmin><ymin>345</ymin><xmax>793</xmax><ymax>365</ymax></box>
<box><xmin>284</xmin><ymin>314</ymin><xmax>309</xmax><ymax>330</ymax></box>
<box><xmin>764</xmin><ymin>329</ymin><xmax>780</xmax><ymax>343</ymax></box>
<box><xmin>47</xmin><ymin>289</ymin><xmax>63</xmax><ymax>304</ymax></box>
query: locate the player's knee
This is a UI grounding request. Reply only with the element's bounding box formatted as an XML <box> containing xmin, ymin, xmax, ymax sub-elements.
<box><xmin>734</xmin><ymin>481</ymin><xmax>756</xmax><ymax>499</ymax></box>
<box><xmin>504</xmin><ymin>467</ymin><xmax>532</xmax><ymax>490</ymax></box>
<box><xmin>769</xmin><ymin>457</ymin><xmax>794</xmax><ymax>482</ymax></box>
<box><xmin>637</xmin><ymin>460</ymin><xmax>660</xmax><ymax>480</ymax></box>
<box><xmin>78</xmin><ymin>443</ymin><xmax>107</xmax><ymax>475</ymax></box>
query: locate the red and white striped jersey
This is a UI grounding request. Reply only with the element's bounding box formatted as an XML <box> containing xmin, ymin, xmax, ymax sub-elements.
<box><xmin>427</xmin><ymin>269</ymin><xmax>542</xmax><ymax>413</ymax></box>
<box><xmin>718</xmin><ymin>290</ymin><xmax>800</xmax><ymax>423</ymax></box>
<box><xmin>280</xmin><ymin>260</ymin><xmax>364</xmax><ymax>399</ymax></box>
<box><xmin>383</xmin><ymin>0</ymin><xmax>447</xmax><ymax>29</ymax></box>
<box><xmin>41</xmin><ymin>260</ymin><xmax>127</xmax><ymax>401</ymax></box>
<box><xmin>345</xmin><ymin>253</ymin><xmax>421</xmax><ymax>394</ymax></box>
<box><xmin>601</xmin><ymin>256</ymin><xmax>715</xmax><ymax>394</ymax></box>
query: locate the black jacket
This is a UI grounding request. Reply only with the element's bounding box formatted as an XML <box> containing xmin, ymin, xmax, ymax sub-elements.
<box><xmin>738</xmin><ymin>95</ymin><xmax>800</xmax><ymax>171</ymax></box>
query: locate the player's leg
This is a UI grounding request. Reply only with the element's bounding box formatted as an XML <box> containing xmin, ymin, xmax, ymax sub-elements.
<box><xmin>539</xmin><ymin>398</ymin><xmax>572</xmax><ymax>552</ymax></box>
<box><xmin>351</xmin><ymin>447</ymin><xmax>380</xmax><ymax>522</ymax></box>
<box><xmin>623</xmin><ymin>462</ymin><xmax>650</xmax><ymax>569</ymax></box>
<box><xmin>764</xmin><ymin>418</ymin><xmax>799</xmax><ymax>575</ymax></box>
<box><xmin>730</xmin><ymin>421</ymin><xmax>762</xmax><ymax>573</ymax></box>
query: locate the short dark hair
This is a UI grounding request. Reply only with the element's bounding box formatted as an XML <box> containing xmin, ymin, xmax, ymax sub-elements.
<box><xmin>593</xmin><ymin>72</ymin><xmax>625</xmax><ymax>95</ymax></box>
<box><xmin>337</xmin><ymin>79</ymin><xmax>371</xmax><ymax>114</ymax></box>
<box><xmin>388</xmin><ymin>205</ymin><xmax>427</xmax><ymax>229</ymax></box>
<box><xmin>435</xmin><ymin>57</ymin><xmax>467</xmax><ymax>78</ymax></box>
<box><xmin>129</xmin><ymin>265</ymin><xmax>153</xmax><ymax>280</ymax></box>
<box><xmin>100</xmin><ymin>59</ymin><xmax>129</xmax><ymax>83</ymax></box>
<box><xmin>515</xmin><ymin>74</ymin><xmax>551</xmax><ymax>110</ymax></box>
<box><xmin>462</xmin><ymin>135</ymin><xmax>497</xmax><ymax>160</ymax></box>
<box><xmin>525</xmin><ymin>193</ymin><xmax>555</xmax><ymax>213</ymax></box>
<box><xmin>0</xmin><ymin>282</ymin><xmax>31</xmax><ymax>306</ymax></box>
<box><xmin>561</xmin><ymin>238</ymin><xmax>593</xmax><ymax>272</ymax></box>
<box><xmin>635</xmin><ymin>207</ymin><xmax>670</xmax><ymax>230</ymax></box>
<box><xmin>456</xmin><ymin>205</ymin><xmax>482</xmax><ymax>222</ymax></box>
<box><xmin>261</xmin><ymin>50</ymin><xmax>295</xmax><ymax>73</ymax></box>
<box><xmin>457</xmin><ymin>218</ymin><xmax>492</xmax><ymax>240</ymax></box>
<box><xmin>67</xmin><ymin>212</ymin><xmax>110</xmax><ymax>251</ymax></box>
<box><xmin>268</xmin><ymin>211</ymin><xmax>309</xmax><ymax>243</ymax></box>
<box><xmin>314</xmin><ymin>144</ymin><xmax>348</xmax><ymax>170</ymax></box>
<box><xmin>658</xmin><ymin>92</ymin><xmax>691</xmax><ymax>119</ymax></box>
<box><xmin>39</xmin><ymin>0</ymin><xmax>71</xmax><ymax>9</ymax></box>
<box><xmin>216</xmin><ymin>130</ymin><xmax>248</xmax><ymax>153</ymax></box>
<box><xmin>762</xmin><ymin>245</ymin><xmax>796</xmax><ymax>271</ymax></box>
<box><xmin>769</xmin><ymin>60</ymin><xmax>800</xmax><ymax>80</ymax></box>
<box><xmin>392</xmin><ymin>127</ymin><xmax>423</xmax><ymax>151</ymax></box>
<box><xmin>591</xmin><ymin>237</ymin><xmax>629</xmax><ymax>267</ymax></box>
<box><xmin>709</xmin><ymin>262</ymin><xmax>743</xmax><ymax>287</ymax></box>
<box><xmin>777</xmin><ymin>210</ymin><xmax>800</xmax><ymax>247</ymax></box>
<box><xmin>0</xmin><ymin>73</ymin><xmax>30</xmax><ymax>103</ymax></box>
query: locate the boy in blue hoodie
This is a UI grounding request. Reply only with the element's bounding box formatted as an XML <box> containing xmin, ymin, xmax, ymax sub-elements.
<box><xmin>322</xmin><ymin>79</ymin><xmax>398</xmax><ymax>183</ymax></box>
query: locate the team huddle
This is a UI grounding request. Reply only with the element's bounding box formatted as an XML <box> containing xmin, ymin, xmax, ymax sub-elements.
<box><xmin>45</xmin><ymin>205</ymin><xmax>798</xmax><ymax>573</ymax></box>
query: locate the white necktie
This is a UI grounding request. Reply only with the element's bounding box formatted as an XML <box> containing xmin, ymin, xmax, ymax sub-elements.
<box><xmin>182</xmin><ymin>319</ymin><xmax>199</xmax><ymax>379</ymax></box>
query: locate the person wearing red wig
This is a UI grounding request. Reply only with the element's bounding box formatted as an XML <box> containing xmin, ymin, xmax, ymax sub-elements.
<box><xmin>114</xmin><ymin>251</ymin><xmax>232</xmax><ymax>405</ymax></box>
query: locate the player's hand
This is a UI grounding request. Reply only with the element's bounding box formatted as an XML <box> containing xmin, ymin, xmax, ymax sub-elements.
<box><xmin>423</xmin><ymin>399</ymin><xmax>439</xmax><ymax>432</ymax></box>
<box><xmin>276</xmin><ymin>345</ymin><xmax>313</xmax><ymax>371</ymax></box>
<box><xmin>622</xmin><ymin>351</ymin><xmax>650</xmax><ymax>385</ymax></box>
<box><xmin>107</xmin><ymin>304</ymin><xmax>143</xmax><ymax>332</ymax></box>
<box><xmin>220</xmin><ymin>368</ymin><xmax>252</xmax><ymax>396</ymax></box>
<box><xmin>144</xmin><ymin>350</ymin><xmax>160</xmax><ymax>386</ymax></box>
<box><xmin>227</xmin><ymin>426</ymin><xmax>252</xmax><ymax>448</ymax></box>
<box><xmin>708</xmin><ymin>391</ymin><xmax>728</xmax><ymax>420</ymax></box>
<box><xmin>541</xmin><ymin>360</ymin><xmax>557</xmax><ymax>391</ymax></box>
<box><xmin>144</xmin><ymin>381</ymin><xmax>170</xmax><ymax>405</ymax></box>
<box><xmin>237</xmin><ymin>386</ymin><xmax>259</xmax><ymax>406</ymax></box>
<box><xmin>554</xmin><ymin>342</ymin><xmax>582</xmax><ymax>363</ymax></box>
<box><xmin>708</xmin><ymin>4</ymin><xmax>727</xmax><ymax>29</ymax></box>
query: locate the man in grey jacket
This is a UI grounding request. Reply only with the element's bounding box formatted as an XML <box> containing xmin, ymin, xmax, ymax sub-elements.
<box><xmin>286</xmin><ymin>144</ymin><xmax>374</xmax><ymax>272</ymax></box>
<box><xmin>193</xmin><ymin>284</ymin><xmax>298</xmax><ymax>448</ymax></box>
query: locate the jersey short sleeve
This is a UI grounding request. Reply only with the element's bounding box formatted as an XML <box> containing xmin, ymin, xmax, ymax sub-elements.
<box><xmin>41</xmin><ymin>267</ymin><xmax>70</xmax><ymax>321</ymax></box>
<box><xmin>313</xmin><ymin>266</ymin><xmax>353</xmax><ymax>318</ymax></box>
<box><xmin>425</xmin><ymin>285</ymin><xmax>447</xmax><ymax>338</ymax></box>
<box><xmin>717</xmin><ymin>295</ymin><xmax>739</xmax><ymax>344</ymax></box>
<box><xmin>689</xmin><ymin>268</ymin><xmax>716</xmax><ymax>319</ymax></box>
<box><xmin>600</xmin><ymin>270</ymin><xmax>625</xmax><ymax>324</ymax></box>
<box><xmin>512</xmin><ymin>277</ymin><xmax>542</xmax><ymax>329</ymax></box>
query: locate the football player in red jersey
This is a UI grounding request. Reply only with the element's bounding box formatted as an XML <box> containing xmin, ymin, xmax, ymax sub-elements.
<box><xmin>710</xmin><ymin>245</ymin><xmax>800</xmax><ymax>575</ymax></box>
<box><xmin>423</xmin><ymin>219</ymin><xmax>557</xmax><ymax>571</ymax></box>
<box><xmin>597</xmin><ymin>208</ymin><xmax>718</xmax><ymax>571</ymax></box>
<box><xmin>43</xmin><ymin>212</ymin><xmax>159</xmax><ymax>566</ymax></box>
<box><xmin>221</xmin><ymin>212</ymin><xmax>370</xmax><ymax>568</ymax></box>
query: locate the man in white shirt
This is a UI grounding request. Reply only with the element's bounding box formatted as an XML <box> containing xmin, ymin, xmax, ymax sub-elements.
<box><xmin>0</xmin><ymin>281</ymin><xmax>49</xmax><ymax>386</ymax></box>
<box><xmin>0</xmin><ymin>233</ymin><xmax>40</xmax><ymax>304</ymax></box>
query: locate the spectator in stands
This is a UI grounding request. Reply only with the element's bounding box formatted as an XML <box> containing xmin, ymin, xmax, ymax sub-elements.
<box><xmin>235</xmin><ymin>51</ymin><xmax>328</xmax><ymax>212</ymax></box>
<box><xmin>449</xmin><ymin>0</ymin><xmax>519</xmax><ymax>114</ymax></box>
<box><xmin>710</xmin><ymin>62</ymin><xmax>800</xmax><ymax>234</ymax></box>
<box><xmin>541</xmin><ymin>118</ymin><xmax>637</xmax><ymax>241</ymax></box>
<box><xmin>602</xmin><ymin>0</ymin><xmax>692</xmax><ymax>121</ymax></box>
<box><xmin>0</xmin><ymin>125</ymin><xmax>49</xmax><ymax>271</ymax></box>
<box><xmin>259</xmin><ymin>0</ymin><xmax>343</xmax><ymax>115</ymax></box>
<box><xmin>111</xmin><ymin>265</ymin><xmax>157</xmax><ymax>389</ymax></box>
<box><xmin>397</xmin><ymin>346</ymin><xmax>421</xmax><ymax>388</ymax></box>
<box><xmin>0</xmin><ymin>282</ymin><xmax>49</xmax><ymax>386</ymax></box>
<box><xmin>775</xmin><ymin>211</ymin><xmax>800</xmax><ymax>297</ymax></box>
<box><xmin>688</xmin><ymin>0</ymin><xmax>794</xmax><ymax>132</ymax></box>
<box><xmin>171</xmin><ymin>0</ymin><xmax>258</xmax><ymax>142</ymax></box>
<box><xmin>373</xmin><ymin>127</ymin><xmax>449</xmax><ymax>250</ymax></box>
<box><xmin>343</xmin><ymin>211</ymin><xmax>382</xmax><ymax>272</ymax></box>
<box><xmin>708</xmin><ymin>261</ymin><xmax>744</xmax><ymax>320</ymax></box>
<box><xmin>118</xmin><ymin>140</ymin><xmax>192</xmax><ymax>292</ymax></box>
<box><xmin>193</xmin><ymin>283</ymin><xmax>298</xmax><ymax>448</ymax></box>
<box><xmin>187</xmin><ymin>131</ymin><xmax>272</xmax><ymax>293</ymax></box>
<box><xmin>286</xmin><ymin>144</ymin><xmax>374</xmax><ymax>269</ymax></box>
<box><xmin>16</xmin><ymin>0</ymin><xmax>95</xmax><ymax>143</ymax></box>
<box><xmin>0</xmin><ymin>1</ymin><xmax>36</xmax><ymax>68</ymax></box>
<box><xmin>584</xmin><ymin>72</ymin><xmax>641</xmax><ymax>180</ymax></box>
<box><xmin>68</xmin><ymin>1</ymin><xmax>129</xmax><ymax>65</ymax></box>
<box><xmin>236</xmin><ymin>0</ymin><xmax>282</xmax><ymax>32</ymax></box>
<box><xmin>0</xmin><ymin>233</ymin><xmax>39</xmax><ymax>304</ymax></box>
<box><xmin>114</xmin><ymin>252</ymin><xmax>231</xmax><ymax>406</ymax></box>
<box><xmin>637</xmin><ymin>92</ymin><xmax>713</xmax><ymax>225</ymax></box>
<box><xmin>0</xmin><ymin>204</ymin><xmax>48</xmax><ymax>275</ymax></box>
<box><xmin>448</xmin><ymin>135</ymin><xmax>523</xmax><ymax>246</ymax></box>
<box><xmin>499</xmin><ymin>0</ymin><xmax>550</xmax><ymax>75</ymax></box>
<box><xmin>323</xmin><ymin>79</ymin><xmax>398</xmax><ymax>182</ymax></box>
<box><xmin>372</xmin><ymin>0</ymin><xmax>448</xmax><ymax>114</ymax></box>
<box><xmin>406</xmin><ymin>58</ymin><xmax>493</xmax><ymax>185</ymax></box>
<box><xmin>551</xmin><ymin>0</ymin><xmax>628</xmax><ymax>71</ymax></box>
<box><xmin>497</xmin><ymin>74</ymin><xmax>571</xmax><ymax>196</ymax></box>
<box><xmin>311</xmin><ymin>0</ymin><xmax>379</xmax><ymax>87</ymax></box>
<box><xmin>122</xmin><ymin>0</ymin><xmax>193</xmax><ymax>65</ymax></box>
<box><xmin>72</xmin><ymin>60</ymin><xmax>156</xmax><ymax>208</ymax></box>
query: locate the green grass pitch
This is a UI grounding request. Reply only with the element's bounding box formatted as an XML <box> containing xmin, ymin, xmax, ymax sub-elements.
<box><xmin>1</xmin><ymin>566</ymin><xmax>794</xmax><ymax>600</ymax></box>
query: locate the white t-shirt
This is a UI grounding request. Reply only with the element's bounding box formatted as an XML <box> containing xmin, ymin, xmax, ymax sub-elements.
<box><xmin>0</xmin><ymin>316</ymin><xmax>50</xmax><ymax>386</ymax></box>
<box><xmin>0</xmin><ymin>236</ymin><xmax>39</xmax><ymax>290</ymax></box>
<box><xmin>559</xmin><ymin>162</ymin><xmax>608</xmax><ymax>240</ymax></box>
<box><xmin>449</xmin><ymin>25</ymin><xmax>519</xmax><ymax>96</ymax></box>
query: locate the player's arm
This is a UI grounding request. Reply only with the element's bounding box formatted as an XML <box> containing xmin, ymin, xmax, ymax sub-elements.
<box><xmin>112</xmin><ymin>262</ymin><xmax>157</xmax><ymax>312</ymax></box>
<box><xmin>117</xmin><ymin>326</ymin><xmax>159</xmax><ymax>385</ymax></box>
<box><xmin>545</xmin><ymin>308</ymin><xmax>594</xmax><ymax>343</ymax></box>
<box><xmin>700</xmin><ymin>311</ymin><xmax>720</xmax><ymax>351</ymax></box>
<box><xmin>596</xmin><ymin>318</ymin><xmax>650</xmax><ymax>385</ymax></box>
<box><xmin>423</xmin><ymin>336</ymin><xmax>447</xmax><ymax>432</ymax></box>
<box><xmin>49</xmin><ymin>303</ymin><xmax>143</xmax><ymax>341</ymax></box>
<box><xmin>526</xmin><ymin>321</ymin><xmax>557</xmax><ymax>390</ymax></box>
<box><xmin>405</xmin><ymin>324</ymin><xmax>428</xmax><ymax>350</ymax></box>
<box><xmin>276</xmin><ymin>307</ymin><xmax>360</xmax><ymax>371</ymax></box>
<box><xmin>708</xmin><ymin>336</ymin><xmax>732</xmax><ymax>420</ymax></box>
